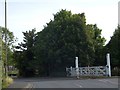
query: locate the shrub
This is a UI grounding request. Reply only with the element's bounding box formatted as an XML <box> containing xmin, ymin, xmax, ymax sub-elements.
<box><xmin>112</xmin><ymin>67</ymin><xmax>120</xmax><ymax>76</ymax></box>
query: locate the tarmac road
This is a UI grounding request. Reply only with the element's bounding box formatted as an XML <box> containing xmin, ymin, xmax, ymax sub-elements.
<box><xmin>8</xmin><ymin>77</ymin><xmax>119</xmax><ymax>88</ymax></box>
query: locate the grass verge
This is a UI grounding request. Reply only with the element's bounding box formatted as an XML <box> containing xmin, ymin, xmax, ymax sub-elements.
<box><xmin>2</xmin><ymin>76</ymin><xmax>13</xmax><ymax>88</ymax></box>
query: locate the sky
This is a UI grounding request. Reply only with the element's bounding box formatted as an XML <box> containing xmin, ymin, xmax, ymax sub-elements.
<box><xmin>0</xmin><ymin>0</ymin><xmax>119</xmax><ymax>44</ymax></box>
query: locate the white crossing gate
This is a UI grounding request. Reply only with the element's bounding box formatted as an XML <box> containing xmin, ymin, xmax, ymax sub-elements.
<box><xmin>66</xmin><ymin>55</ymin><xmax>111</xmax><ymax>77</ymax></box>
<box><xmin>66</xmin><ymin>66</ymin><xmax>107</xmax><ymax>77</ymax></box>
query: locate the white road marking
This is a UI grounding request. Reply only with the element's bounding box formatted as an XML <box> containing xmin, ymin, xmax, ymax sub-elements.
<box><xmin>99</xmin><ymin>79</ymin><xmax>107</xmax><ymax>83</ymax></box>
<box><xmin>98</xmin><ymin>79</ymin><xmax>118</xmax><ymax>85</ymax></box>
<box><xmin>106</xmin><ymin>80</ymin><xmax>118</xmax><ymax>85</ymax></box>
<box><xmin>75</xmin><ymin>83</ymin><xmax>83</xmax><ymax>88</ymax></box>
<box><xmin>24</xmin><ymin>83</ymin><xmax>33</xmax><ymax>88</ymax></box>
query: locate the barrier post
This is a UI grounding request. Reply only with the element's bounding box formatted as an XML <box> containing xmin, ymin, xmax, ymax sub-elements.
<box><xmin>106</xmin><ymin>53</ymin><xmax>111</xmax><ymax>77</ymax></box>
<box><xmin>75</xmin><ymin>57</ymin><xmax>79</xmax><ymax>78</ymax></box>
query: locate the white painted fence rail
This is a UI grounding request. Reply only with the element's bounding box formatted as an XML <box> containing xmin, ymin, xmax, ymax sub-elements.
<box><xmin>66</xmin><ymin>54</ymin><xmax>111</xmax><ymax>77</ymax></box>
<box><xmin>66</xmin><ymin>66</ymin><xmax>108</xmax><ymax>77</ymax></box>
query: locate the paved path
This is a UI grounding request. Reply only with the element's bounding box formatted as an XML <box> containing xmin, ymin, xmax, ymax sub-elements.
<box><xmin>8</xmin><ymin>77</ymin><xmax>119</xmax><ymax>88</ymax></box>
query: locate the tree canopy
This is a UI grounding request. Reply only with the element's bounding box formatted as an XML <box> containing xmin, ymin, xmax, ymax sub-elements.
<box><xmin>15</xmin><ymin>29</ymin><xmax>36</xmax><ymax>77</ymax></box>
<box><xmin>34</xmin><ymin>9</ymin><xmax>106</xmax><ymax>76</ymax></box>
<box><xmin>106</xmin><ymin>26</ymin><xmax>120</xmax><ymax>68</ymax></box>
<box><xmin>14</xmin><ymin>9</ymin><xmax>120</xmax><ymax>77</ymax></box>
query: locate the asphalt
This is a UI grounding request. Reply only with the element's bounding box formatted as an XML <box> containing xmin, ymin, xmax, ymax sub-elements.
<box><xmin>7</xmin><ymin>77</ymin><xmax>119</xmax><ymax>88</ymax></box>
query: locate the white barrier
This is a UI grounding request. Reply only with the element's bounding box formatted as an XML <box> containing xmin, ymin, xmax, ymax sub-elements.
<box><xmin>66</xmin><ymin>54</ymin><xmax>111</xmax><ymax>77</ymax></box>
<box><xmin>66</xmin><ymin>66</ymin><xmax>107</xmax><ymax>76</ymax></box>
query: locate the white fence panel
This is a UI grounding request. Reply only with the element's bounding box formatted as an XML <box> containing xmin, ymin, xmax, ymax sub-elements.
<box><xmin>66</xmin><ymin>66</ymin><xmax>107</xmax><ymax>77</ymax></box>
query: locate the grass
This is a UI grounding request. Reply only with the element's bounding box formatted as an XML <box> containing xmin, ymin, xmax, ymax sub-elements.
<box><xmin>8</xmin><ymin>70</ymin><xmax>19</xmax><ymax>75</ymax></box>
<box><xmin>2</xmin><ymin>76</ymin><xmax>13</xmax><ymax>88</ymax></box>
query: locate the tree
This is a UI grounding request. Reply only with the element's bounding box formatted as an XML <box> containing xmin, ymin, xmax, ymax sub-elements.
<box><xmin>2</xmin><ymin>27</ymin><xmax>15</xmax><ymax>47</ymax></box>
<box><xmin>1</xmin><ymin>27</ymin><xmax>16</xmax><ymax>73</ymax></box>
<box><xmin>105</xmin><ymin>26</ymin><xmax>120</xmax><ymax>76</ymax></box>
<box><xmin>0</xmin><ymin>26</ymin><xmax>16</xmax><ymax>88</ymax></box>
<box><xmin>14</xmin><ymin>10</ymin><xmax>106</xmax><ymax>77</ymax></box>
<box><xmin>34</xmin><ymin>9</ymin><xmax>106</xmax><ymax>76</ymax></box>
<box><xmin>86</xmin><ymin>24</ymin><xmax>106</xmax><ymax>66</ymax></box>
<box><xmin>15</xmin><ymin>29</ymin><xmax>36</xmax><ymax>77</ymax></box>
<box><xmin>106</xmin><ymin>26</ymin><xmax>120</xmax><ymax>68</ymax></box>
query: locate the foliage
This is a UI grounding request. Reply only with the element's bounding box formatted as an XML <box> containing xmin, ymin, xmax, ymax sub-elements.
<box><xmin>106</xmin><ymin>26</ymin><xmax>120</xmax><ymax>75</ymax></box>
<box><xmin>15</xmin><ymin>29</ymin><xmax>36</xmax><ymax>77</ymax></box>
<box><xmin>2</xmin><ymin>76</ymin><xmax>13</xmax><ymax>88</ymax></box>
<box><xmin>0</xmin><ymin>26</ymin><xmax>15</xmax><ymax>88</ymax></box>
<box><xmin>3</xmin><ymin>9</ymin><xmax>119</xmax><ymax>77</ymax></box>
<box><xmin>1</xmin><ymin>27</ymin><xmax>16</xmax><ymax>66</ymax></box>
<box><xmin>86</xmin><ymin>24</ymin><xmax>106</xmax><ymax>66</ymax></box>
<box><xmin>34</xmin><ymin>9</ymin><xmax>105</xmax><ymax>76</ymax></box>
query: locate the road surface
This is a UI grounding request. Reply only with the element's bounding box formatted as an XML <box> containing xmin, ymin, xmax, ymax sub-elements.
<box><xmin>7</xmin><ymin>77</ymin><xmax>119</xmax><ymax>88</ymax></box>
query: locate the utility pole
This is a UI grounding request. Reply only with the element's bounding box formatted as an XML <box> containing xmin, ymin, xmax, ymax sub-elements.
<box><xmin>5</xmin><ymin>0</ymin><xmax>8</xmax><ymax>77</ymax></box>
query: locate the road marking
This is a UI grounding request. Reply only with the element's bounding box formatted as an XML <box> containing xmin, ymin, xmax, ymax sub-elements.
<box><xmin>75</xmin><ymin>83</ymin><xmax>83</xmax><ymax>88</ymax></box>
<box><xmin>99</xmin><ymin>80</ymin><xmax>107</xmax><ymax>83</ymax></box>
<box><xmin>24</xmin><ymin>83</ymin><xmax>33</xmax><ymax>88</ymax></box>
<box><xmin>98</xmin><ymin>79</ymin><xmax>118</xmax><ymax>85</ymax></box>
<box><xmin>106</xmin><ymin>80</ymin><xmax>118</xmax><ymax>85</ymax></box>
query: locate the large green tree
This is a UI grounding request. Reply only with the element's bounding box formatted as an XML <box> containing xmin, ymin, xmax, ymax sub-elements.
<box><xmin>86</xmin><ymin>24</ymin><xmax>106</xmax><ymax>66</ymax></box>
<box><xmin>34</xmin><ymin>9</ymin><xmax>105</xmax><ymax>76</ymax></box>
<box><xmin>1</xmin><ymin>27</ymin><xmax>15</xmax><ymax>62</ymax></box>
<box><xmin>0</xmin><ymin>26</ymin><xmax>16</xmax><ymax>88</ymax></box>
<box><xmin>14</xmin><ymin>10</ymin><xmax>106</xmax><ymax>77</ymax></box>
<box><xmin>105</xmin><ymin>26</ymin><xmax>120</xmax><ymax>75</ymax></box>
<box><xmin>15</xmin><ymin>29</ymin><xmax>36</xmax><ymax>77</ymax></box>
<box><xmin>106</xmin><ymin>26</ymin><xmax>120</xmax><ymax>68</ymax></box>
<box><xmin>1</xmin><ymin>27</ymin><xmax>16</xmax><ymax>71</ymax></box>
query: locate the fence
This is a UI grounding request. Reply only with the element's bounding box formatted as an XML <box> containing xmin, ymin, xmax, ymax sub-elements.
<box><xmin>66</xmin><ymin>66</ymin><xmax>108</xmax><ymax>77</ymax></box>
<box><xmin>66</xmin><ymin>55</ymin><xmax>111</xmax><ymax>77</ymax></box>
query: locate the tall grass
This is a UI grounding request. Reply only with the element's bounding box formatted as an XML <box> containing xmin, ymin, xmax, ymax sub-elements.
<box><xmin>2</xmin><ymin>76</ymin><xmax>13</xmax><ymax>88</ymax></box>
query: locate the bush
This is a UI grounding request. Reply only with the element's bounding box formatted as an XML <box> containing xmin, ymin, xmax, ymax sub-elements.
<box><xmin>2</xmin><ymin>76</ymin><xmax>13</xmax><ymax>88</ymax></box>
<box><xmin>112</xmin><ymin>67</ymin><xmax>120</xmax><ymax>76</ymax></box>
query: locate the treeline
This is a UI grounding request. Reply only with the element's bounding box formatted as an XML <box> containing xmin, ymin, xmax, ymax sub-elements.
<box><xmin>0</xmin><ymin>27</ymin><xmax>15</xmax><ymax>66</ymax></box>
<box><xmin>0</xmin><ymin>26</ymin><xmax>15</xmax><ymax>88</ymax></box>
<box><xmin>14</xmin><ymin>10</ymin><xmax>119</xmax><ymax>77</ymax></box>
<box><xmin>106</xmin><ymin>26</ymin><xmax>120</xmax><ymax>75</ymax></box>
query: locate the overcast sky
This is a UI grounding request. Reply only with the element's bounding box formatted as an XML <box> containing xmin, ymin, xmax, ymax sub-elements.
<box><xmin>0</xmin><ymin>0</ymin><xmax>119</xmax><ymax>44</ymax></box>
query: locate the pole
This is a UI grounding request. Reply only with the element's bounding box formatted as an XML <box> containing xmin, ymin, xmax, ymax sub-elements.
<box><xmin>5</xmin><ymin>0</ymin><xmax>8</xmax><ymax>77</ymax></box>
<box><xmin>75</xmin><ymin>57</ymin><xmax>79</xmax><ymax>78</ymax></box>
<box><xmin>106</xmin><ymin>53</ymin><xmax>111</xmax><ymax>77</ymax></box>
